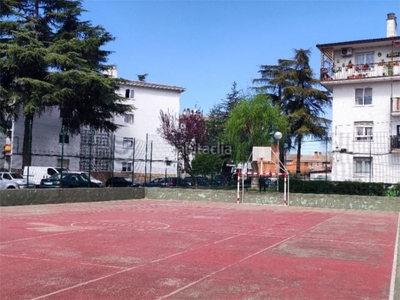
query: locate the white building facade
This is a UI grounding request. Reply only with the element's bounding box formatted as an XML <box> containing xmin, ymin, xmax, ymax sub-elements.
<box><xmin>317</xmin><ymin>13</ymin><xmax>400</xmax><ymax>184</ymax></box>
<box><xmin>1</xmin><ymin>75</ymin><xmax>185</xmax><ymax>179</ymax></box>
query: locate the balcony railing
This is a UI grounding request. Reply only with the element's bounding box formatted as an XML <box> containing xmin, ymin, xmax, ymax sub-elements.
<box><xmin>321</xmin><ymin>61</ymin><xmax>400</xmax><ymax>82</ymax></box>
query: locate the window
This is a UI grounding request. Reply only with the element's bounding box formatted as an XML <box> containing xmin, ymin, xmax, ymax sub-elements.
<box><xmin>122</xmin><ymin>138</ymin><xmax>133</xmax><ymax>148</ymax></box>
<box><xmin>354</xmin><ymin>157</ymin><xmax>372</xmax><ymax>175</ymax></box>
<box><xmin>122</xmin><ymin>162</ymin><xmax>132</xmax><ymax>172</ymax></box>
<box><xmin>59</xmin><ymin>134</ymin><xmax>70</xmax><ymax>144</ymax></box>
<box><xmin>354</xmin><ymin>121</ymin><xmax>373</xmax><ymax>141</ymax></box>
<box><xmin>356</xmin><ymin>52</ymin><xmax>374</xmax><ymax>68</ymax></box>
<box><xmin>355</xmin><ymin>88</ymin><xmax>372</xmax><ymax>105</ymax></box>
<box><xmin>124</xmin><ymin>113</ymin><xmax>134</xmax><ymax>124</ymax></box>
<box><xmin>57</xmin><ymin>159</ymin><xmax>70</xmax><ymax>169</ymax></box>
<box><xmin>125</xmin><ymin>89</ymin><xmax>134</xmax><ymax>98</ymax></box>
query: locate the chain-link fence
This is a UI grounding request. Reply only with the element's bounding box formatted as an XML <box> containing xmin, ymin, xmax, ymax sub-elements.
<box><xmin>0</xmin><ymin>121</ymin><xmax>178</xmax><ymax>185</ymax></box>
<box><xmin>332</xmin><ymin>130</ymin><xmax>400</xmax><ymax>184</ymax></box>
<box><xmin>2</xmin><ymin>120</ymin><xmax>399</xmax><ymax>190</ymax></box>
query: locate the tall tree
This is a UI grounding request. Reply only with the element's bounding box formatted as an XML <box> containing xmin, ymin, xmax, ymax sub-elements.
<box><xmin>224</xmin><ymin>93</ymin><xmax>287</xmax><ymax>171</ymax></box>
<box><xmin>158</xmin><ymin>109</ymin><xmax>208</xmax><ymax>187</ymax></box>
<box><xmin>0</xmin><ymin>0</ymin><xmax>131</xmax><ymax>167</ymax></box>
<box><xmin>253</xmin><ymin>49</ymin><xmax>331</xmax><ymax>174</ymax></box>
<box><xmin>191</xmin><ymin>153</ymin><xmax>222</xmax><ymax>178</ymax></box>
<box><xmin>207</xmin><ymin>82</ymin><xmax>242</xmax><ymax>143</ymax></box>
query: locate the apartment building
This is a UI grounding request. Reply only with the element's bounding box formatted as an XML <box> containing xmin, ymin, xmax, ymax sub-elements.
<box><xmin>1</xmin><ymin>69</ymin><xmax>185</xmax><ymax>178</ymax></box>
<box><xmin>317</xmin><ymin>13</ymin><xmax>400</xmax><ymax>184</ymax></box>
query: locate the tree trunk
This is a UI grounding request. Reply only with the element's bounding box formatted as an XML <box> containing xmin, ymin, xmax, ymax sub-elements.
<box><xmin>22</xmin><ymin>116</ymin><xmax>33</xmax><ymax>169</ymax></box>
<box><xmin>183</xmin><ymin>154</ymin><xmax>197</xmax><ymax>188</ymax></box>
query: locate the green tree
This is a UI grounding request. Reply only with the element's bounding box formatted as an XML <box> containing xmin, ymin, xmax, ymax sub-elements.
<box><xmin>0</xmin><ymin>0</ymin><xmax>131</xmax><ymax>167</ymax></box>
<box><xmin>224</xmin><ymin>93</ymin><xmax>287</xmax><ymax>171</ymax></box>
<box><xmin>191</xmin><ymin>153</ymin><xmax>222</xmax><ymax>177</ymax></box>
<box><xmin>207</xmin><ymin>82</ymin><xmax>242</xmax><ymax>143</ymax></box>
<box><xmin>253</xmin><ymin>49</ymin><xmax>331</xmax><ymax>174</ymax></box>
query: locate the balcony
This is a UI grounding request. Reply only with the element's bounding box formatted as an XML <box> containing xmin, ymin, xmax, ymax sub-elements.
<box><xmin>320</xmin><ymin>61</ymin><xmax>400</xmax><ymax>83</ymax></box>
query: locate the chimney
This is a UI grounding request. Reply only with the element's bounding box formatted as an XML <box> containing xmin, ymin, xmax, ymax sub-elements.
<box><xmin>104</xmin><ymin>65</ymin><xmax>118</xmax><ymax>78</ymax></box>
<box><xmin>387</xmin><ymin>13</ymin><xmax>398</xmax><ymax>37</ymax></box>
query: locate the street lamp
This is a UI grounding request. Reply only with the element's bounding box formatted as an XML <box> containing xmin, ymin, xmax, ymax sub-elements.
<box><xmin>274</xmin><ymin>131</ymin><xmax>282</xmax><ymax>192</ymax></box>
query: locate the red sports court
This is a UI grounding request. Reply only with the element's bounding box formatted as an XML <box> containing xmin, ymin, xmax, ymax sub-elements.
<box><xmin>0</xmin><ymin>199</ymin><xmax>399</xmax><ymax>299</ymax></box>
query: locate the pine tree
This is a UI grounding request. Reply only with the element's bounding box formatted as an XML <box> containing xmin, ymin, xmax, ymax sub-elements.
<box><xmin>207</xmin><ymin>82</ymin><xmax>242</xmax><ymax>143</ymax></box>
<box><xmin>253</xmin><ymin>49</ymin><xmax>331</xmax><ymax>174</ymax></box>
<box><xmin>0</xmin><ymin>0</ymin><xmax>131</xmax><ymax>167</ymax></box>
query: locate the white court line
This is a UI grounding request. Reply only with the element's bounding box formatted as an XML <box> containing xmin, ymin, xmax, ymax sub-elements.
<box><xmin>0</xmin><ymin>231</ymin><xmax>78</xmax><ymax>244</ymax></box>
<box><xmin>0</xmin><ymin>254</ymin><xmax>127</xmax><ymax>270</ymax></box>
<box><xmin>157</xmin><ymin>213</ymin><xmax>342</xmax><ymax>299</ymax></box>
<box><xmin>29</xmin><ymin>232</ymin><xmax>251</xmax><ymax>300</ymax></box>
<box><xmin>156</xmin><ymin>234</ymin><xmax>297</xmax><ymax>300</ymax></box>
<box><xmin>29</xmin><ymin>210</ymin><xmax>338</xmax><ymax>300</ymax></box>
<box><xmin>389</xmin><ymin>212</ymin><xmax>400</xmax><ymax>300</ymax></box>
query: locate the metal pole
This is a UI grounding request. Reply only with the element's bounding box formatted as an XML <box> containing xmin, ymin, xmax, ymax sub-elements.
<box><xmin>284</xmin><ymin>172</ymin><xmax>287</xmax><ymax>205</ymax></box>
<box><xmin>111</xmin><ymin>135</ymin><xmax>115</xmax><ymax>180</ymax></box>
<box><xmin>27</xmin><ymin>120</ymin><xmax>32</xmax><ymax>187</ymax></box>
<box><xmin>144</xmin><ymin>133</ymin><xmax>148</xmax><ymax>184</ymax></box>
<box><xmin>60</xmin><ymin>125</ymin><xmax>65</xmax><ymax>176</ymax></box>
<box><xmin>132</xmin><ymin>138</ymin><xmax>135</xmax><ymax>182</ymax></box>
<box><xmin>89</xmin><ymin>130</ymin><xmax>93</xmax><ymax>187</ymax></box>
<box><xmin>236</xmin><ymin>171</ymin><xmax>240</xmax><ymax>204</ymax></box>
<box><xmin>277</xmin><ymin>140</ymin><xmax>280</xmax><ymax>193</ymax></box>
<box><xmin>325</xmin><ymin>134</ymin><xmax>328</xmax><ymax>181</ymax></box>
<box><xmin>149</xmin><ymin>141</ymin><xmax>153</xmax><ymax>183</ymax></box>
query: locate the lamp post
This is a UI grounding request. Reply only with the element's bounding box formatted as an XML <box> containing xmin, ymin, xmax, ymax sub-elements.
<box><xmin>274</xmin><ymin>131</ymin><xmax>282</xmax><ymax>192</ymax></box>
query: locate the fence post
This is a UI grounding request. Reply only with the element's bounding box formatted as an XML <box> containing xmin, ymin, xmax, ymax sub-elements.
<box><xmin>132</xmin><ymin>138</ymin><xmax>135</xmax><ymax>182</ymax></box>
<box><xmin>111</xmin><ymin>134</ymin><xmax>115</xmax><ymax>179</ymax></box>
<box><xmin>144</xmin><ymin>133</ymin><xmax>148</xmax><ymax>184</ymax></box>
<box><xmin>26</xmin><ymin>119</ymin><xmax>32</xmax><ymax>187</ymax></box>
<box><xmin>149</xmin><ymin>141</ymin><xmax>153</xmax><ymax>183</ymax></box>
<box><xmin>60</xmin><ymin>125</ymin><xmax>65</xmax><ymax>176</ymax></box>
<box><xmin>88</xmin><ymin>130</ymin><xmax>93</xmax><ymax>187</ymax></box>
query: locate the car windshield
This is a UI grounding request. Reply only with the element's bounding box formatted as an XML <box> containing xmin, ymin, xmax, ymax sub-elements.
<box><xmin>80</xmin><ymin>173</ymin><xmax>90</xmax><ymax>181</ymax></box>
<box><xmin>47</xmin><ymin>173</ymin><xmax>61</xmax><ymax>180</ymax></box>
<box><xmin>10</xmin><ymin>173</ymin><xmax>24</xmax><ymax>179</ymax></box>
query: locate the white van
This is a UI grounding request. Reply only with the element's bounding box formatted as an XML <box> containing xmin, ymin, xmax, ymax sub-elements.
<box><xmin>23</xmin><ymin>166</ymin><xmax>69</xmax><ymax>187</ymax></box>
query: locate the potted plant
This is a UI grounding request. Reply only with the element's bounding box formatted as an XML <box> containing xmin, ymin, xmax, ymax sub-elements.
<box><xmin>346</xmin><ymin>60</ymin><xmax>354</xmax><ymax>70</ymax></box>
<box><xmin>362</xmin><ymin>64</ymin><xmax>369</xmax><ymax>71</ymax></box>
<box><xmin>386</xmin><ymin>61</ymin><xmax>394</xmax><ymax>76</ymax></box>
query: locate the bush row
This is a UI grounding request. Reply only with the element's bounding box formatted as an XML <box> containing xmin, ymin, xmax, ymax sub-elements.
<box><xmin>279</xmin><ymin>178</ymin><xmax>397</xmax><ymax>196</ymax></box>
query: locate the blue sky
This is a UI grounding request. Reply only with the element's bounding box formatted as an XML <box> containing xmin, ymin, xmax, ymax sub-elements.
<box><xmin>82</xmin><ymin>0</ymin><xmax>399</xmax><ymax>152</ymax></box>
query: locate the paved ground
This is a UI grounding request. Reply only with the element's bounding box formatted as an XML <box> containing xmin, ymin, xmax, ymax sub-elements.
<box><xmin>0</xmin><ymin>199</ymin><xmax>399</xmax><ymax>299</ymax></box>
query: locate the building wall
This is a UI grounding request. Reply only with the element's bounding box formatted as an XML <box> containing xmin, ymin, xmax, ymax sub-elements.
<box><xmin>2</xmin><ymin>81</ymin><xmax>184</xmax><ymax>178</ymax></box>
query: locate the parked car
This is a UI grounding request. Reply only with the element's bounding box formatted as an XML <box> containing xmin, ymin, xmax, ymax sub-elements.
<box><xmin>160</xmin><ymin>177</ymin><xmax>189</xmax><ymax>187</ymax></box>
<box><xmin>0</xmin><ymin>172</ymin><xmax>32</xmax><ymax>189</ymax></box>
<box><xmin>39</xmin><ymin>172</ymin><xmax>100</xmax><ymax>188</ymax></box>
<box><xmin>106</xmin><ymin>177</ymin><xmax>142</xmax><ymax>187</ymax></box>
<box><xmin>23</xmin><ymin>166</ymin><xmax>69</xmax><ymax>187</ymax></box>
<box><xmin>184</xmin><ymin>176</ymin><xmax>210</xmax><ymax>186</ymax></box>
<box><xmin>210</xmin><ymin>174</ymin><xmax>229</xmax><ymax>186</ymax></box>
<box><xmin>145</xmin><ymin>178</ymin><xmax>163</xmax><ymax>187</ymax></box>
<box><xmin>76</xmin><ymin>172</ymin><xmax>103</xmax><ymax>187</ymax></box>
<box><xmin>0</xmin><ymin>174</ymin><xmax>20</xmax><ymax>189</ymax></box>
